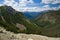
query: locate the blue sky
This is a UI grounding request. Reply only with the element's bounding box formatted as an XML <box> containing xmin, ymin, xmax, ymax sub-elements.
<box><xmin>0</xmin><ymin>0</ymin><xmax>4</xmax><ymax>4</ymax></box>
<box><xmin>0</xmin><ymin>0</ymin><xmax>60</xmax><ymax>12</ymax></box>
<box><xmin>14</xmin><ymin>0</ymin><xmax>19</xmax><ymax>3</ymax></box>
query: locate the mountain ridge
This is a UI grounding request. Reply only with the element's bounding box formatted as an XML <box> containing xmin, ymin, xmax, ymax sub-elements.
<box><xmin>34</xmin><ymin>10</ymin><xmax>60</xmax><ymax>37</ymax></box>
<box><xmin>0</xmin><ymin>6</ymin><xmax>60</xmax><ymax>37</ymax></box>
<box><xmin>0</xmin><ymin>6</ymin><xmax>41</xmax><ymax>34</ymax></box>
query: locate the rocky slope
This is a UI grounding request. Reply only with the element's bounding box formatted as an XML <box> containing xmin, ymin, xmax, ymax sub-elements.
<box><xmin>0</xmin><ymin>27</ymin><xmax>60</xmax><ymax>40</ymax></box>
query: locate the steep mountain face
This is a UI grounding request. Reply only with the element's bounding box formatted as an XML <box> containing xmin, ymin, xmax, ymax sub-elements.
<box><xmin>0</xmin><ymin>6</ymin><xmax>41</xmax><ymax>34</ymax></box>
<box><xmin>34</xmin><ymin>10</ymin><xmax>60</xmax><ymax>37</ymax></box>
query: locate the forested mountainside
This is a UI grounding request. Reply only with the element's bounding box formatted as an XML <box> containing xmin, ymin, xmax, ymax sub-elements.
<box><xmin>0</xmin><ymin>6</ymin><xmax>60</xmax><ymax>37</ymax></box>
<box><xmin>0</xmin><ymin>6</ymin><xmax>41</xmax><ymax>34</ymax></box>
<box><xmin>34</xmin><ymin>10</ymin><xmax>60</xmax><ymax>37</ymax></box>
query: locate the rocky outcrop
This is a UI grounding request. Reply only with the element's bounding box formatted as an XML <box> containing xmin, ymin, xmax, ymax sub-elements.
<box><xmin>0</xmin><ymin>27</ymin><xmax>60</xmax><ymax>40</ymax></box>
<box><xmin>16</xmin><ymin>23</ymin><xmax>26</xmax><ymax>30</ymax></box>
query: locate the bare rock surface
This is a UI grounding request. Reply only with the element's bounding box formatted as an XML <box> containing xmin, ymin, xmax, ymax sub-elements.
<box><xmin>0</xmin><ymin>27</ymin><xmax>60</xmax><ymax>40</ymax></box>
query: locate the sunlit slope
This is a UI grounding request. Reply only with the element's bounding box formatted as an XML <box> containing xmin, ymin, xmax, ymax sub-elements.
<box><xmin>34</xmin><ymin>10</ymin><xmax>60</xmax><ymax>37</ymax></box>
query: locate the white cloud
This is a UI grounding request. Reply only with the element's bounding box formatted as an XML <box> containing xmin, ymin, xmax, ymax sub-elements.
<box><xmin>18</xmin><ymin>7</ymin><xmax>41</xmax><ymax>12</ymax></box>
<box><xmin>52</xmin><ymin>0</ymin><xmax>60</xmax><ymax>4</ymax></box>
<box><xmin>4</xmin><ymin>0</ymin><xmax>15</xmax><ymax>6</ymax></box>
<box><xmin>19</xmin><ymin>0</ymin><xmax>27</xmax><ymax>6</ymax></box>
<box><xmin>12</xmin><ymin>2</ymin><xmax>20</xmax><ymax>11</ymax></box>
<box><xmin>42</xmin><ymin>0</ymin><xmax>54</xmax><ymax>4</ymax></box>
<box><xmin>3</xmin><ymin>0</ymin><xmax>40</xmax><ymax>12</ymax></box>
<box><xmin>3</xmin><ymin>0</ymin><xmax>20</xmax><ymax>11</ymax></box>
<box><xmin>43</xmin><ymin>5</ymin><xmax>50</xmax><ymax>8</ymax></box>
<box><xmin>19</xmin><ymin>0</ymin><xmax>34</xmax><ymax>7</ymax></box>
<box><xmin>1</xmin><ymin>0</ymin><xmax>59</xmax><ymax>12</ymax></box>
<box><xmin>42</xmin><ymin>0</ymin><xmax>60</xmax><ymax>4</ymax></box>
<box><xmin>18</xmin><ymin>5</ymin><xmax>60</xmax><ymax>12</ymax></box>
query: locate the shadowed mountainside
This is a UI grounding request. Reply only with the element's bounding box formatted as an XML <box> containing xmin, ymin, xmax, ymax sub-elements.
<box><xmin>0</xmin><ymin>6</ymin><xmax>41</xmax><ymax>34</ymax></box>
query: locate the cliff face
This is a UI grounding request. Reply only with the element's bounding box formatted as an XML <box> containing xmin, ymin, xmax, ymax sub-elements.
<box><xmin>0</xmin><ymin>27</ymin><xmax>60</xmax><ymax>40</ymax></box>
